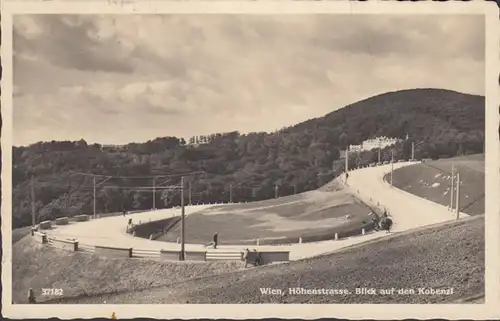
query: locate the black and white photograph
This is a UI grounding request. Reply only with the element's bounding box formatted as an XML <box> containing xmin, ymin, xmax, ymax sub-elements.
<box><xmin>2</xmin><ymin>0</ymin><xmax>499</xmax><ymax>319</ymax></box>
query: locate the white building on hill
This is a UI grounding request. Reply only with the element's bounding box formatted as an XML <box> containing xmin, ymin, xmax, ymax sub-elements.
<box><xmin>348</xmin><ymin>135</ymin><xmax>406</xmax><ymax>152</ymax></box>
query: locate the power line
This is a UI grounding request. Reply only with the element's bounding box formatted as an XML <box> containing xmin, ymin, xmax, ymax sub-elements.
<box><xmin>67</xmin><ymin>171</ymin><xmax>167</xmax><ymax>179</ymax></box>
<box><xmin>67</xmin><ymin>170</ymin><xmax>205</xmax><ymax>180</ymax></box>
<box><xmin>33</xmin><ymin>181</ymin><xmax>181</xmax><ymax>190</ymax></box>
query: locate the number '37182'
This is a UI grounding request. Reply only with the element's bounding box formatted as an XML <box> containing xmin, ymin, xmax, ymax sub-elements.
<box><xmin>41</xmin><ymin>288</ymin><xmax>63</xmax><ymax>296</ymax></box>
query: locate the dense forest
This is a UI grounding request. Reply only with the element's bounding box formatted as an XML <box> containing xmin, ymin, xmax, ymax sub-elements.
<box><xmin>12</xmin><ymin>88</ymin><xmax>484</xmax><ymax>228</ymax></box>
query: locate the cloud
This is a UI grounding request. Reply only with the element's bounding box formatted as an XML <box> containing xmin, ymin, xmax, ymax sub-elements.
<box><xmin>12</xmin><ymin>14</ymin><xmax>485</xmax><ymax>146</ymax></box>
<box><xmin>14</xmin><ymin>15</ymin><xmax>137</xmax><ymax>73</ymax></box>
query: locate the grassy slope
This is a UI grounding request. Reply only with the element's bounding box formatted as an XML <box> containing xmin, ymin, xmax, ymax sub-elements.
<box><xmin>390</xmin><ymin>154</ymin><xmax>484</xmax><ymax>215</ymax></box>
<box><xmin>12</xmin><ymin>226</ymin><xmax>32</xmax><ymax>244</ymax></box>
<box><xmin>158</xmin><ymin>190</ymin><xmax>374</xmax><ymax>244</ymax></box>
<box><xmin>11</xmin><ymin>235</ymin><xmax>242</xmax><ymax>304</ymax></box>
<box><xmin>52</xmin><ymin>216</ymin><xmax>484</xmax><ymax>304</ymax></box>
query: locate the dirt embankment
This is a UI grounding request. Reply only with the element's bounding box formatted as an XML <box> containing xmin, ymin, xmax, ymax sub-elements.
<box><xmin>54</xmin><ymin>216</ymin><xmax>484</xmax><ymax>304</ymax></box>
<box><xmin>11</xmin><ymin>236</ymin><xmax>243</xmax><ymax>304</ymax></box>
<box><xmin>390</xmin><ymin>155</ymin><xmax>484</xmax><ymax>215</ymax></box>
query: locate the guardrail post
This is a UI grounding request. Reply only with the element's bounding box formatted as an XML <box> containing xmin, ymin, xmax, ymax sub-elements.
<box><xmin>149</xmin><ymin>234</ymin><xmax>153</xmax><ymax>240</ymax></box>
<box><xmin>334</xmin><ymin>233</ymin><xmax>338</xmax><ymax>240</ymax></box>
<box><xmin>298</xmin><ymin>237</ymin><xmax>302</xmax><ymax>244</ymax></box>
<box><xmin>362</xmin><ymin>228</ymin><xmax>366</xmax><ymax>235</ymax></box>
<box><xmin>129</xmin><ymin>248</ymin><xmax>133</xmax><ymax>258</ymax></box>
<box><xmin>132</xmin><ymin>231</ymin><xmax>136</xmax><ymax>237</ymax></box>
<box><xmin>257</xmin><ymin>239</ymin><xmax>260</xmax><ymax>246</ymax></box>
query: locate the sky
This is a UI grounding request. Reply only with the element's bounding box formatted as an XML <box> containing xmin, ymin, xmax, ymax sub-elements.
<box><xmin>12</xmin><ymin>14</ymin><xmax>485</xmax><ymax>146</ymax></box>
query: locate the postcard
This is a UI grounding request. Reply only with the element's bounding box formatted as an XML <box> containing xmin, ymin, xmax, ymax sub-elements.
<box><xmin>1</xmin><ymin>0</ymin><xmax>499</xmax><ymax>319</ymax></box>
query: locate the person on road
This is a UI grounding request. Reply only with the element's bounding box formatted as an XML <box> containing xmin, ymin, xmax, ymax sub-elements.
<box><xmin>372</xmin><ymin>215</ymin><xmax>380</xmax><ymax>230</ymax></box>
<box><xmin>242</xmin><ymin>248</ymin><xmax>250</xmax><ymax>268</ymax></box>
<box><xmin>28</xmin><ymin>288</ymin><xmax>36</xmax><ymax>304</ymax></box>
<box><xmin>213</xmin><ymin>232</ymin><xmax>219</xmax><ymax>249</ymax></box>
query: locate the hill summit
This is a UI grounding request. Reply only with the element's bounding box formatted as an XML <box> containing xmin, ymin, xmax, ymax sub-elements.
<box><xmin>12</xmin><ymin>88</ymin><xmax>484</xmax><ymax>228</ymax></box>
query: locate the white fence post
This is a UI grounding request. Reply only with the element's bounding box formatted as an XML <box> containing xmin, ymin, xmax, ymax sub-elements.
<box><xmin>334</xmin><ymin>233</ymin><xmax>338</xmax><ymax>240</ymax></box>
<box><xmin>362</xmin><ymin>228</ymin><xmax>365</xmax><ymax>235</ymax></box>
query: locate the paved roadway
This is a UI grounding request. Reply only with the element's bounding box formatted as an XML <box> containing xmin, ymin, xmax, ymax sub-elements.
<box><xmin>346</xmin><ymin>162</ymin><xmax>468</xmax><ymax>233</ymax></box>
<box><xmin>46</xmin><ymin>162</ymin><xmax>468</xmax><ymax>260</ymax></box>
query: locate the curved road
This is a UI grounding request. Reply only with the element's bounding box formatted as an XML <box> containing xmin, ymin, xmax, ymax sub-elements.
<box><xmin>347</xmin><ymin>162</ymin><xmax>468</xmax><ymax>232</ymax></box>
<box><xmin>45</xmin><ymin>162</ymin><xmax>467</xmax><ymax>260</ymax></box>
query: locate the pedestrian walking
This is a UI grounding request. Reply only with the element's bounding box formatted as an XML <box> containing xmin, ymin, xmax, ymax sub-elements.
<box><xmin>213</xmin><ymin>232</ymin><xmax>219</xmax><ymax>249</ymax></box>
<box><xmin>28</xmin><ymin>288</ymin><xmax>36</xmax><ymax>304</ymax></box>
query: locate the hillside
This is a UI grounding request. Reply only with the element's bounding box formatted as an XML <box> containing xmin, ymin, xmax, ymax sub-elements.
<box><xmin>46</xmin><ymin>215</ymin><xmax>484</xmax><ymax>304</ymax></box>
<box><xmin>11</xmin><ymin>235</ymin><xmax>242</xmax><ymax>304</ymax></box>
<box><xmin>159</xmin><ymin>190</ymin><xmax>375</xmax><ymax>245</ymax></box>
<box><xmin>390</xmin><ymin>154</ymin><xmax>485</xmax><ymax>215</ymax></box>
<box><xmin>12</xmin><ymin>88</ymin><xmax>484</xmax><ymax>228</ymax></box>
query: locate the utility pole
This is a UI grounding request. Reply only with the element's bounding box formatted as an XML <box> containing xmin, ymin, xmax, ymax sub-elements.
<box><xmin>390</xmin><ymin>150</ymin><xmax>394</xmax><ymax>186</ymax></box>
<box><xmin>345</xmin><ymin>148</ymin><xmax>349</xmax><ymax>173</ymax></box>
<box><xmin>93</xmin><ymin>176</ymin><xmax>96</xmax><ymax>218</ymax></box>
<box><xmin>229</xmin><ymin>184</ymin><xmax>233</xmax><ymax>203</ymax></box>
<box><xmin>455</xmin><ymin>172</ymin><xmax>460</xmax><ymax>219</ymax></box>
<box><xmin>345</xmin><ymin>148</ymin><xmax>349</xmax><ymax>185</ymax></box>
<box><xmin>188</xmin><ymin>181</ymin><xmax>192</xmax><ymax>205</ymax></box>
<box><xmin>31</xmin><ymin>175</ymin><xmax>35</xmax><ymax>227</ymax></box>
<box><xmin>152</xmin><ymin>177</ymin><xmax>156</xmax><ymax>210</ymax></box>
<box><xmin>450</xmin><ymin>165</ymin><xmax>455</xmax><ymax>211</ymax></box>
<box><xmin>180</xmin><ymin>176</ymin><xmax>186</xmax><ymax>261</ymax></box>
<box><xmin>378</xmin><ymin>139</ymin><xmax>381</xmax><ymax>163</ymax></box>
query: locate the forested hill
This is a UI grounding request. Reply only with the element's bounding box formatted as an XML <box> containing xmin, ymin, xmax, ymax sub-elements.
<box><xmin>12</xmin><ymin>88</ymin><xmax>484</xmax><ymax>228</ymax></box>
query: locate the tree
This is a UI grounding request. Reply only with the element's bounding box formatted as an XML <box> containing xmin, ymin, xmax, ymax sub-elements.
<box><xmin>11</xmin><ymin>89</ymin><xmax>484</xmax><ymax>228</ymax></box>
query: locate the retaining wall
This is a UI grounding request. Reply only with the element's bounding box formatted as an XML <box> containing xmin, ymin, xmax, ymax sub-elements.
<box><xmin>39</xmin><ymin>221</ymin><xmax>52</xmax><ymax>230</ymax></box>
<box><xmin>74</xmin><ymin>215</ymin><xmax>90</xmax><ymax>222</ymax></box>
<box><xmin>185</xmin><ymin>250</ymin><xmax>207</xmax><ymax>261</ymax></box>
<box><xmin>51</xmin><ymin>238</ymin><xmax>78</xmax><ymax>251</ymax></box>
<box><xmin>34</xmin><ymin>232</ymin><xmax>48</xmax><ymax>244</ymax></box>
<box><xmin>55</xmin><ymin>217</ymin><xmax>69</xmax><ymax>225</ymax></box>
<box><xmin>160</xmin><ymin>249</ymin><xmax>180</xmax><ymax>261</ymax></box>
<box><xmin>94</xmin><ymin>245</ymin><xmax>132</xmax><ymax>258</ymax></box>
<box><xmin>260</xmin><ymin>251</ymin><xmax>290</xmax><ymax>264</ymax></box>
<box><xmin>245</xmin><ymin>250</ymin><xmax>290</xmax><ymax>264</ymax></box>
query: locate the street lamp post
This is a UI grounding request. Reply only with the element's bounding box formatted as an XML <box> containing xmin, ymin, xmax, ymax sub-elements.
<box><xmin>180</xmin><ymin>176</ymin><xmax>186</xmax><ymax>261</ymax></box>
<box><xmin>455</xmin><ymin>172</ymin><xmax>460</xmax><ymax>219</ymax></box>
<box><xmin>390</xmin><ymin>150</ymin><xmax>394</xmax><ymax>186</ymax></box>
<box><xmin>152</xmin><ymin>177</ymin><xmax>156</xmax><ymax>210</ymax></box>
<box><xmin>450</xmin><ymin>165</ymin><xmax>455</xmax><ymax>211</ymax></box>
<box><xmin>31</xmin><ymin>175</ymin><xmax>36</xmax><ymax>227</ymax></box>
